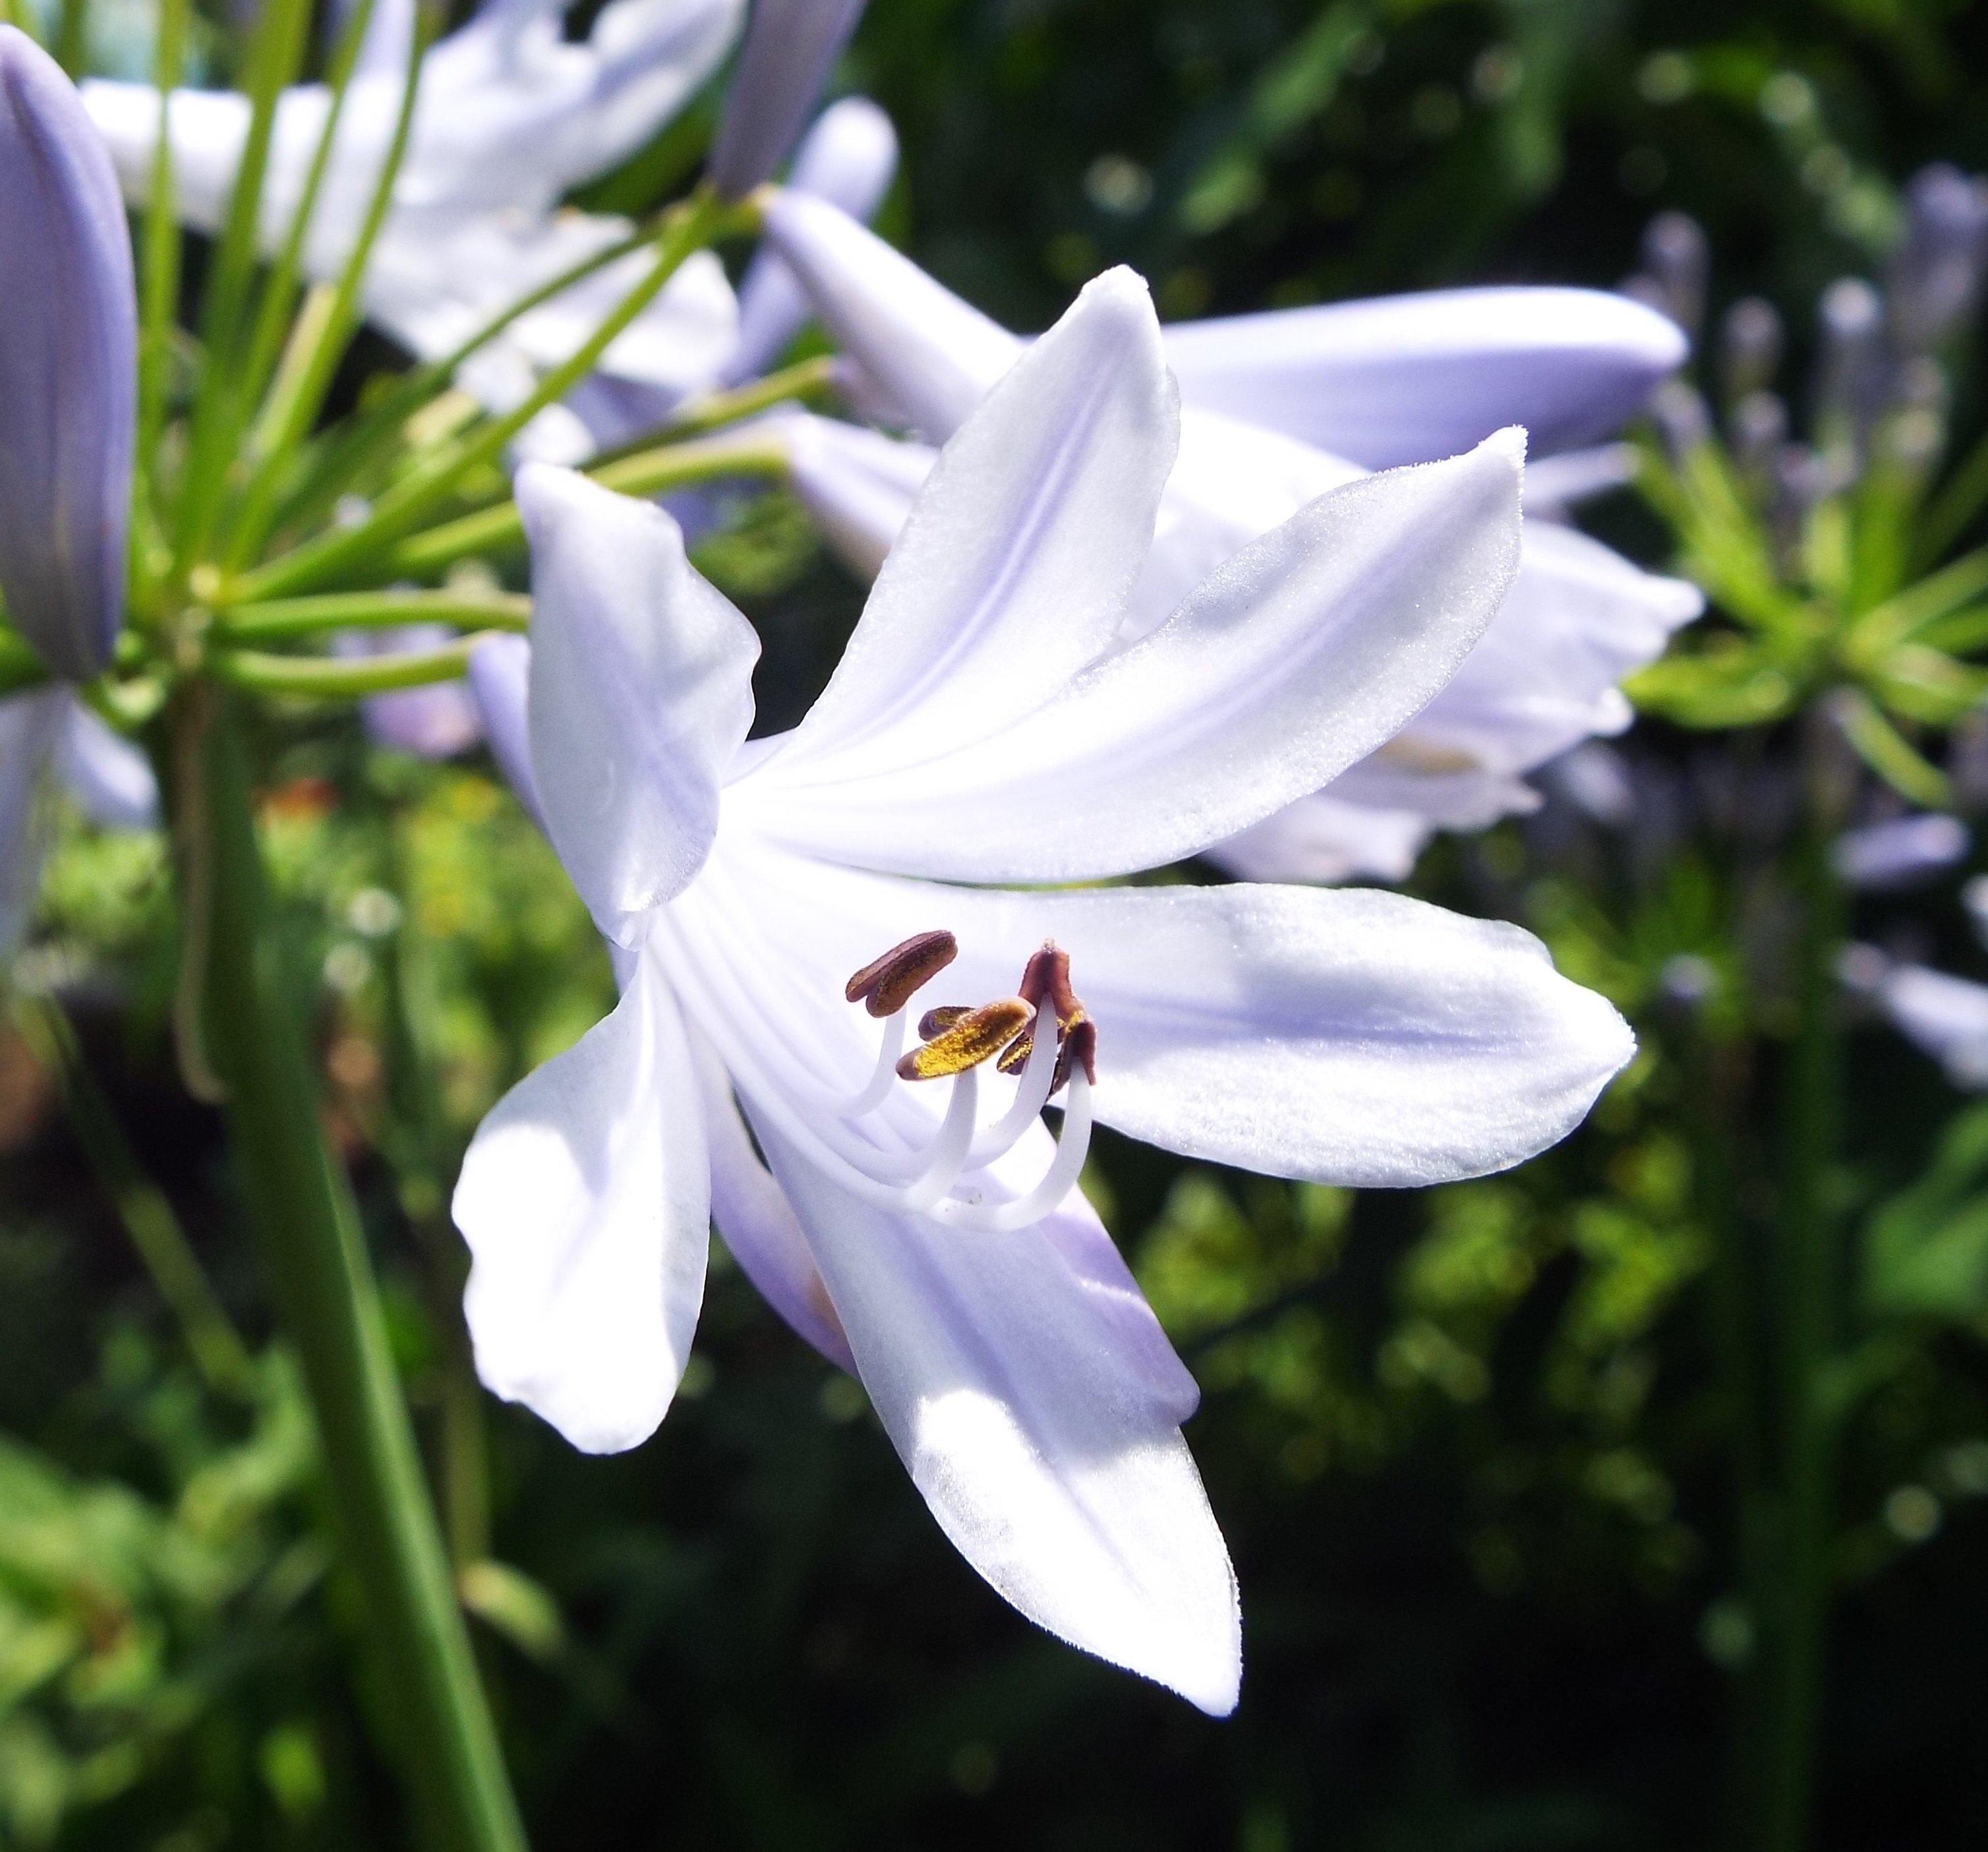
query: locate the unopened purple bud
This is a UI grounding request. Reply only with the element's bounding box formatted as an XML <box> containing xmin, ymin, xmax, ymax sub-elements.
<box><xmin>1832</xmin><ymin>812</ymin><xmax>1968</xmax><ymax>889</ymax></box>
<box><xmin>1720</xmin><ymin>296</ymin><xmax>1782</xmax><ymax>400</ymax></box>
<box><xmin>1815</xmin><ymin>276</ymin><xmax>1885</xmax><ymax>434</ymax></box>
<box><xmin>1731</xmin><ymin>390</ymin><xmax>1788</xmax><ymax>475</ymax></box>
<box><xmin>0</xmin><ymin>28</ymin><xmax>136</xmax><ymax>680</ymax></box>
<box><xmin>708</xmin><ymin>0</ymin><xmax>867</xmax><ymax>200</ymax></box>
<box><xmin>1887</xmin><ymin>163</ymin><xmax>1988</xmax><ymax>354</ymax></box>
<box><xmin>723</xmin><ymin>95</ymin><xmax>898</xmax><ymax>384</ymax></box>
<box><xmin>1640</xmin><ymin>211</ymin><xmax>1708</xmax><ymax>334</ymax></box>
<box><xmin>1650</xmin><ymin>378</ymin><xmax>1712</xmax><ymax>458</ymax></box>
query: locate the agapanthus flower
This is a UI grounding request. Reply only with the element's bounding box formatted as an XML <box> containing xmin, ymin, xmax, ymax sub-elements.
<box><xmin>0</xmin><ymin>30</ymin><xmax>158</xmax><ymax>957</ymax></box>
<box><xmin>759</xmin><ymin>193</ymin><xmax>1701</xmax><ymax>882</ymax></box>
<box><xmin>452</xmin><ymin>272</ymin><xmax>1634</xmax><ymax>1710</ymax></box>
<box><xmin>706</xmin><ymin>0</ymin><xmax>866</xmax><ymax>200</ymax></box>
<box><xmin>82</xmin><ymin>0</ymin><xmax>744</xmax><ymax>425</ymax></box>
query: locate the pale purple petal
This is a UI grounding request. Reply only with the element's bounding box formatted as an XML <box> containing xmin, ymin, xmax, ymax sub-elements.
<box><xmin>1832</xmin><ymin>814</ymin><xmax>1968</xmax><ymax>889</ymax></box>
<box><xmin>455</xmin><ymin>943</ymin><xmax>709</xmax><ymax>1452</ymax></box>
<box><xmin>758</xmin><ymin>186</ymin><xmax>1020</xmax><ymax>438</ymax></box>
<box><xmin>336</xmin><ymin>624</ymin><xmax>486</xmax><ymax>758</ymax></box>
<box><xmin>687</xmin><ymin>1023</ymin><xmax>856</xmax><ymax>1370</ymax></box>
<box><xmin>1870</xmin><ymin>957</ymin><xmax>1988</xmax><ymax>1089</ymax></box>
<box><xmin>724</xmin><ymin>96</ymin><xmax>897</xmax><ymax>384</ymax></box>
<box><xmin>0</xmin><ymin>28</ymin><xmax>136</xmax><ymax>680</ymax></box>
<box><xmin>520</xmin><ymin>464</ymin><xmax>759</xmax><ymax>943</ymax></box>
<box><xmin>741</xmin><ymin>432</ymin><xmax>1525</xmax><ymax>883</ymax></box>
<box><xmin>707</xmin><ymin>0</ymin><xmax>865</xmax><ymax>199</ymax></box>
<box><xmin>55</xmin><ymin>702</ymin><xmax>158</xmax><ymax>828</ymax></box>
<box><xmin>750</xmin><ymin>1109</ymin><xmax>1238</xmax><ymax>1714</ymax></box>
<box><xmin>466</xmin><ymin>633</ymin><xmax>548</xmax><ymax>833</ymax></box>
<box><xmin>762</xmin><ymin>268</ymin><xmax>1177</xmax><ymax>780</ymax></box>
<box><xmin>779</xmin><ymin>413</ymin><xmax>930</xmax><ymax>580</ymax></box>
<box><xmin>1159</xmin><ymin>286</ymin><xmax>1687</xmax><ymax>468</ymax></box>
<box><xmin>1203</xmin><ymin>791</ymin><xmax>1432</xmax><ymax>885</ymax></box>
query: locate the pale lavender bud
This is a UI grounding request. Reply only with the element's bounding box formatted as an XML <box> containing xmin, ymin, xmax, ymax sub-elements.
<box><xmin>1650</xmin><ymin>378</ymin><xmax>1713</xmax><ymax>458</ymax></box>
<box><xmin>1731</xmin><ymin>390</ymin><xmax>1788</xmax><ymax>476</ymax></box>
<box><xmin>1641</xmin><ymin>211</ymin><xmax>1708</xmax><ymax>334</ymax></box>
<box><xmin>722</xmin><ymin>96</ymin><xmax>898</xmax><ymax>384</ymax></box>
<box><xmin>1815</xmin><ymin>276</ymin><xmax>1885</xmax><ymax>436</ymax></box>
<box><xmin>707</xmin><ymin>0</ymin><xmax>867</xmax><ymax>200</ymax></box>
<box><xmin>1832</xmin><ymin>812</ymin><xmax>1968</xmax><ymax>889</ymax></box>
<box><xmin>1720</xmin><ymin>296</ymin><xmax>1782</xmax><ymax>401</ymax></box>
<box><xmin>335</xmin><ymin>626</ymin><xmax>484</xmax><ymax>758</ymax></box>
<box><xmin>465</xmin><ymin>632</ymin><xmax>547</xmax><ymax>835</ymax></box>
<box><xmin>0</xmin><ymin>27</ymin><xmax>136</xmax><ymax>680</ymax></box>
<box><xmin>1887</xmin><ymin>163</ymin><xmax>1988</xmax><ymax>354</ymax></box>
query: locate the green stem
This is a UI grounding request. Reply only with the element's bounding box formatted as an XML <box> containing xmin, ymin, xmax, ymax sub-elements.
<box><xmin>217</xmin><ymin>589</ymin><xmax>530</xmax><ymax>643</ymax></box>
<box><xmin>385</xmin><ymin>427</ymin><xmax>789</xmax><ymax>579</ymax></box>
<box><xmin>1755</xmin><ymin>718</ymin><xmax>1848</xmax><ymax>1852</ymax></box>
<box><xmin>176</xmin><ymin>686</ymin><xmax>527</xmax><ymax>1852</ymax></box>
<box><xmin>13</xmin><ymin>991</ymin><xmax>254</xmax><ymax>1397</ymax></box>
<box><xmin>229</xmin><ymin>187</ymin><xmax>747</xmax><ymax>604</ymax></box>
<box><xmin>212</xmin><ymin>634</ymin><xmax>491</xmax><ymax>697</ymax></box>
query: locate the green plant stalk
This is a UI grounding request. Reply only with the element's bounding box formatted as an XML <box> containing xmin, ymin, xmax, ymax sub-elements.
<box><xmin>13</xmin><ymin>992</ymin><xmax>254</xmax><ymax>1397</ymax></box>
<box><xmin>212</xmin><ymin>632</ymin><xmax>492</xmax><ymax>696</ymax></box>
<box><xmin>225</xmin><ymin>0</ymin><xmax>440</xmax><ymax>570</ymax></box>
<box><xmin>270</xmin><ymin>229</ymin><xmax>651</xmax><ymax>541</ymax></box>
<box><xmin>218</xmin><ymin>589</ymin><xmax>531</xmax><ymax>642</ymax></box>
<box><xmin>386</xmin><ymin>427</ymin><xmax>790</xmax><ymax>578</ymax></box>
<box><xmin>175</xmin><ymin>0</ymin><xmax>315</xmax><ymax>573</ymax></box>
<box><xmin>233</xmin><ymin>0</ymin><xmax>381</xmax><ymax>423</ymax></box>
<box><xmin>177</xmin><ymin>686</ymin><xmax>527</xmax><ymax>1852</ymax></box>
<box><xmin>1755</xmin><ymin>725</ymin><xmax>1849</xmax><ymax>1852</ymax></box>
<box><xmin>230</xmin><ymin>187</ymin><xmax>747</xmax><ymax>603</ymax></box>
<box><xmin>53</xmin><ymin>0</ymin><xmax>86</xmax><ymax>74</ymax></box>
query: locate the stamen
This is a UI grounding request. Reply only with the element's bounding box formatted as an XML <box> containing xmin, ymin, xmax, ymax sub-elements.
<box><xmin>919</xmin><ymin>1005</ymin><xmax>968</xmax><ymax>1039</ymax></box>
<box><xmin>897</xmin><ymin>998</ymin><xmax>1034</xmax><ymax>1080</ymax></box>
<box><xmin>846</xmin><ymin>930</ymin><xmax>958</xmax><ymax>1017</ymax></box>
<box><xmin>934</xmin><ymin>1069</ymin><xmax>1095</xmax><ymax>1232</ymax></box>
<box><xmin>1018</xmin><ymin>941</ymin><xmax>1084</xmax><ymax>1027</ymax></box>
<box><xmin>1053</xmin><ymin>1017</ymin><xmax>1097</xmax><ymax>1092</ymax></box>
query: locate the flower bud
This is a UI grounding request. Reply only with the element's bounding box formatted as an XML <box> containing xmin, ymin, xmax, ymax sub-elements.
<box><xmin>0</xmin><ymin>27</ymin><xmax>135</xmax><ymax>680</ymax></box>
<box><xmin>707</xmin><ymin>0</ymin><xmax>867</xmax><ymax>200</ymax></box>
<box><xmin>722</xmin><ymin>95</ymin><xmax>898</xmax><ymax>383</ymax></box>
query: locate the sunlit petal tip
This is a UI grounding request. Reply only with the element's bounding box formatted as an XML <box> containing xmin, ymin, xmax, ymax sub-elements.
<box><xmin>517</xmin><ymin>463</ymin><xmax>759</xmax><ymax>943</ymax></box>
<box><xmin>455</xmin><ymin>955</ymin><xmax>710</xmax><ymax>1454</ymax></box>
<box><xmin>0</xmin><ymin>27</ymin><xmax>136</xmax><ymax>680</ymax></box>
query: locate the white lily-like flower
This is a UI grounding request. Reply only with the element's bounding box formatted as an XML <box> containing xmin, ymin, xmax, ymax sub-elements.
<box><xmin>82</xmin><ymin>0</ymin><xmax>744</xmax><ymax>421</ymax></box>
<box><xmin>452</xmin><ymin>271</ymin><xmax>1635</xmax><ymax>1712</ymax></box>
<box><xmin>0</xmin><ymin>690</ymin><xmax>159</xmax><ymax>958</ymax></box>
<box><xmin>762</xmin><ymin>193</ymin><xmax>1703</xmax><ymax>881</ymax></box>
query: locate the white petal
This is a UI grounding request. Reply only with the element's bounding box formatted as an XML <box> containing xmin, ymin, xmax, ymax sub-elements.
<box><xmin>1204</xmin><ymin>791</ymin><xmax>1432</xmax><ymax>884</ymax></box>
<box><xmin>751</xmin><ymin>1112</ymin><xmax>1238</xmax><ymax>1714</ymax></box>
<box><xmin>1160</xmin><ymin>286</ymin><xmax>1687</xmax><ymax>467</ymax></box>
<box><xmin>724</xmin><ymin>96</ymin><xmax>898</xmax><ymax>384</ymax></box>
<box><xmin>55</xmin><ymin>701</ymin><xmax>158</xmax><ymax>829</ymax></box>
<box><xmin>687</xmin><ymin>1023</ymin><xmax>856</xmax><ymax>1371</ymax></box>
<box><xmin>520</xmin><ymin>463</ymin><xmax>759</xmax><ymax>941</ymax></box>
<box><xmin>742</xmin><ymin>431</ymin><xmax>1525</xmax><ymax>883</ymax></box>
<box><xmin>767</xmin><ymin>268</ymin><xmax>1177</xmax><ymax>779</ymax></box>
<box><xmin>731</xmin><ymin>849</ymin><xmax>1633</xmax><ymax>1188</ymax></box>
<box><xmin>1876</xmin><ymin>961</ymin><xmax>1988</xmax><ymax>1089</ymax></box>
<box><xmin>455</xmin><ymin>944</ymin><xmax>709</xmax><ymax>1453</ymax></box>
<box><xmin>758</xmin><ymin>187</ymin><xmax>1021</xmax><ymax>438</ymax></box>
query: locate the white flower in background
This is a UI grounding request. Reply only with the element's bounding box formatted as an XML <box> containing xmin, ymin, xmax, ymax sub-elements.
<box><xmin>452</xmin><ymin>272</ymin><xmax>1634</xmax><ymax>1712</ymax></box>
<box><xmin>761</xmin><ymin>192</ymin><xmax>1702</xmax><ymax>881</ymax></box>
<box><xmin>1832</xmin><ymin>812</ymin><xmax>1969</xmax><ymax>889</ymax></box>
<box><xmin>1843</xmin><ymin>942</ymin><xmax>1988</xmax><ymax>1089</ymax></box>
<box><xmin>81</xmin><ymin>0</ymin><xmax>744</xmax><ymax>423</ymax></box>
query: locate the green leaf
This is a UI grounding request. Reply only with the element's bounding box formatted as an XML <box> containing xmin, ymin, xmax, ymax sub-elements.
<box><xmin>1865</xmin><ymin>1101</ymin><xmax>1988</xmax><ymax>1323</ymax></box>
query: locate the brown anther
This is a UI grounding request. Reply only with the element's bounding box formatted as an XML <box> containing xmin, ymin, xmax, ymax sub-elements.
<box><xmin>918</xmin><ymin>1005</ymin><xmax>968</xmax><ymax>1040</ymax></box>
<box><xmin>1052</xmin><ymin>1017</ymin><xmax>1097</xmax><ymax>1092</ymax></box>
<box><xmin>1018</xmin><ymin>940</ymin><xmax>1085</xmax><ymax>1027</ymax></box>
<box><xmin>995</xmin><ymin>1029</ymin><xmax>1036</xmax><ymax>1076</ymax></box>
<box><xmin>845</xmin><ymin>930</ymin><xmax>958</xmax><ymax>1017</ymax></box>
<box><xmin>896</xmin><ymin>998</ymin><xmax>1034</xmax><ymax>1081</ymax></box>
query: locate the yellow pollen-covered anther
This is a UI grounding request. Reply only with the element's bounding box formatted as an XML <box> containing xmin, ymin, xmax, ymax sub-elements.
<box><xmin>918</xmin><ymin>1005</ymin><xmax>969</xmax><ymax>1039</ymax></box>
<box><xmin>846</xmin><ymin>930</ymin><xmax>958</xmax><ymax>1017</ymax></box>
<box><xmin>897</xmin><ymin>998</ymin><xmax>1035</xmax><ymax>1081</ymax></box>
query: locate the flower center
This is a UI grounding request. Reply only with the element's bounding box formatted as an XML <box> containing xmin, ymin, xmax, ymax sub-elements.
<box><xmin>782</xmin><ymin>931</ymin><xmax>1097</xmax><ymax>1230</ymax></box>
